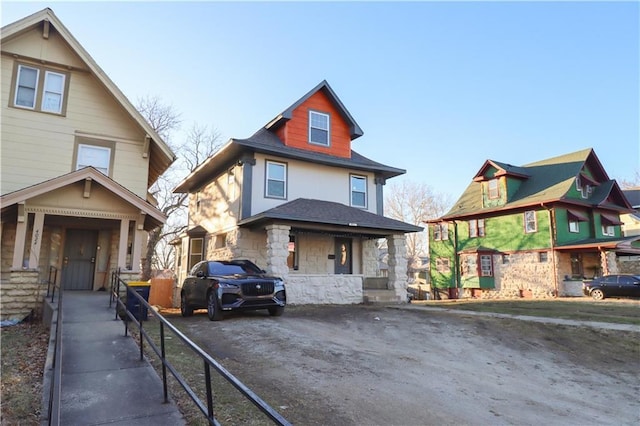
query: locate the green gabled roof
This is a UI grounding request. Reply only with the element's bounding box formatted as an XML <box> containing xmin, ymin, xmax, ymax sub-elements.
<box><xmin>442</xmin><ymin>148</ymin><xmax>628</xmax><ymax>220</ymax></box>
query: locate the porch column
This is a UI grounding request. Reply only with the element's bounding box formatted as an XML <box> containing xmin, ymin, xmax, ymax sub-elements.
<box><xmin>265</xmin><ymin>224</ymin><xmax>290</xmax><ymax>279</ymax></box>
<box><xmin>28</xmin><ymin>212</ymin><xmax>45</xmax><ymax>269</ymax></box>
<box><xmin>118</xmin><ymin>219</ymin><xmax>129</xmax><ymax>270</ymax></box>
<box><xmin>130</xmin><ymin>214</ymin><xmax>146</xmax><ymax>273</ymax></box>
<box><xmin>387</xmin><ymin>234</ymin><xmax>408</xmax><ymax>301</ymax></box>
<box><xmin>12</xmin><ymin>205</ymin><xmax>27</xmax><ymax>269</ymax></box>
<box><xmin>600</xmin><ymin>250</ymin><xmax>619</xmax><ymax>275</ymax></box>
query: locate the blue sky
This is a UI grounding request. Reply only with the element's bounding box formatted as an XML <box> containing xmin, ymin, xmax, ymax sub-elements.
<box><xmin>2</xmin><ymin>1</ymin><xmax>638</xmax><ymax>198</ymax></box>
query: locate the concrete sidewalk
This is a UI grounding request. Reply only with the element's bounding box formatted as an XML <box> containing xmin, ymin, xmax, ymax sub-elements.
<box><xmin>56</xmin><ymin>291</ymin><xmax>185</xmax><ymax>425</ymax></box>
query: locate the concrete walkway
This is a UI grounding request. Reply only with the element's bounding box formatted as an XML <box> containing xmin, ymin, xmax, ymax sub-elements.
<box><xmin>58</xmin><ymin>291</ymin><xmax>185</xmax><ymax>425</ymax></box>
<box><xmin>398</xmin><ymin>301</ymin><xmax>640</xmax><ymax>332</ymax></box>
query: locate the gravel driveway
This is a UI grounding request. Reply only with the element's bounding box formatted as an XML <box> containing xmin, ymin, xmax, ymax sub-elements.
<box><xmin>168</xmin><ymin>304</ymin><xmax>640</xmax><ymax>426</ymax></box>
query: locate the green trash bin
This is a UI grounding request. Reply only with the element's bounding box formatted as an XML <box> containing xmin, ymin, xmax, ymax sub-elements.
<box><xmin>127</xmin><ymin>281</ymin><xmax>151</xmax><ymax>321</ymax></box>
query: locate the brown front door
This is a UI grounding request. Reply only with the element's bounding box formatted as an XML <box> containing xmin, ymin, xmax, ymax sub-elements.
<box><xmin>335</xmin><ymin>238</ymin><xmax>352</xmax><ymax>274</ymax></box>
<box><xmin>62</xmin><ymin>229</ymin><xmax>98</xmax><ymax>290</ymax></box>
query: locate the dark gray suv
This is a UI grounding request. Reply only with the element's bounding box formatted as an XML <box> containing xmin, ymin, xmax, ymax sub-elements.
<box><xmin>180</xmin><ymin>259</ymin><xmax>286</xmax><ymax>321</ymax></box>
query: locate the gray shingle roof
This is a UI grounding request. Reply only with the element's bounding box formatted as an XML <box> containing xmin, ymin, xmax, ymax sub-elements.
<box><xmin>234</xmin><ymin>128</ymin><xmax>405</xmax><ymax>179</ymax></box>
<box><xmin>238</xmin><ymin>198</ymin><xmax>423</xmax><ymax>234</ymax></box>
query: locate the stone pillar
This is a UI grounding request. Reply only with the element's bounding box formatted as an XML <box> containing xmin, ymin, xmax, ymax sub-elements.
<box><xmin>362</xmin><ymin>239</ymin><xmax>378</xmax><ymax>277</ymax></box>
<box><xmin>601</xmin><ymin>250</ymin><xmax>618</xmax><ymax>275</ymax></box>
<box><xmin>387</xmin><ymin>234</ymin><xmax>408</xmax><ymax>301</ymax></box>
<box><xmin>265</xmin><ymin>224</ymin><xmax>290</xmax><ymax>279</ymax></box>
<box><xmin>118</xmin><ymin>219</ymin><xmax>129</xmax><ymax>270</ymax></box>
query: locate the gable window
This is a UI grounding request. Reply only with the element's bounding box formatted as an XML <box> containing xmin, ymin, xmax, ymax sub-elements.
<box><xmin>76</xmin><ymin>144</ymin><xmax>111</xmax><ymax>175</ymax></box>
<box><xmin>469</xmin><ymin>219</ymin><xmax>485</xmax><ymax>238</ymax></box>
<box><xmin>488</xmin><ymin>179</ymin><xmax>499</xmax><ymax>199</ymax></box>
<box><xmin>12</xmin><ymin>63</ymin><xmax>68</xmax><ymax>114</ymax></box>
<box><xmin>524</xmin><ymin>211</ymin><xmax>537</xmax><ymax>233</ymax></box>
<box><xmin>480</xmin><ymin>255</ymin><xmax>493</xmax><ymax>277</ymax></box>
<box><xmin>433</xmin><ymin>225</ymin><xmax>441</xmax><ymax>241</ymax></box>
<box><xmin>569</xmin><ymin>220</ymin><xmax>579</xmax><ymax>233</ymax></box>
<box><xmin>350</xmin><ymin>175</ymin><xmax>367</xmax><ymax>208</ymax></box>
<box><xmin>309</xmin><ymin>111</ymin><xmax>330</xmax><ymax>146</ymax></box>
<box><xmin>266</xmin><ymin>160</ymin><xmax>287</xmax><ymax>199</ymax></box>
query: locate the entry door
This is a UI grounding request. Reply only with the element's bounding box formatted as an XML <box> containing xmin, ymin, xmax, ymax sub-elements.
<box><xmin>62</xmin><ymin>229</ymin><xmax>98</xmax><ymax>290</ymax></box>
<box><xmin>335</xmin><ymin>238</ymin><xmax>352</xmax><ymax>274</ymax></box>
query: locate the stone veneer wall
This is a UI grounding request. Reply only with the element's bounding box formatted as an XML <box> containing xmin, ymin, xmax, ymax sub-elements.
<box><xmin>490</xmin><ymin>251</ymin><xmax>556</xmax><ymax>298</ymax></box>
<box><xmin>617</xmin><ymin>255</ymin><xmax>640</xmax><ymax>274</ymax></box>
<box><xmin>1</xmin><ymin>270</ymin><xmax>45</xmax><ymax>321</ymax></box>
<box><xmin>286</xmin><ymin>274</ymin><xmax>363</xmax><ymax>304</ymax></box>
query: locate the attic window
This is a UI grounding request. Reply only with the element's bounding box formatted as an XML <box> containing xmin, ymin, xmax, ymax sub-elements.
<box><xmin>12</xmin><ymin>63</ymin><xmax>69</xmax><ymax>115</ymax></box>
<box><xmin>488</xmin><ymin>179</ymin><xmax>499</xmax><ymax>199</ymax></box>
<box><xmin>309</xmin><ymin>111</ymin><xmax>330</xmax><ymax>146</ymax></box>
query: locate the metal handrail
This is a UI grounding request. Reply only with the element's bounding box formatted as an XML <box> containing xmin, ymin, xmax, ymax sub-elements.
<box><xmin>109</xmin><ymin>270</ymin><xmax>291</xmax><ymax>426</ymax></box>
<box><xmin>46</xmin><ymin>266</ymin><xmax>58</xmax><ymax>303</ymax></box>
<box><xmin>45</xmin><ymin>267</ymin><xmax>63</xmax><ymax>426</ymax></box>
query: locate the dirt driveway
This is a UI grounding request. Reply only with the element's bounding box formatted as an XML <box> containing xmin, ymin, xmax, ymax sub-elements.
<box><xmin>167</xmin><ymin>304</ymin><xmax>639</xmax><ymax>426</ymax></box>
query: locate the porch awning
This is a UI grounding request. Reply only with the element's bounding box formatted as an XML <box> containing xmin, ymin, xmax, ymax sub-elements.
<box><xmin>555</xmin><ymin>236</ymin><xmax>640</xmax><ymax>254</ymax></box>
<box><xmin>600</xmin><ymin>212</ymin><xmax>623</xmax><ymax>225</ymax></box>
<box><xmin>567</xmin><ymin>209</ymin><xmax>589</xmax><ymax>222</ymax></box>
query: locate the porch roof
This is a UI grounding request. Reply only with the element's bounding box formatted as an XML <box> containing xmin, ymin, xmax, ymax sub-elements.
<box><xmin>238</xmin><ymin>198</ymin><xmax>423</xmax><ymax>235</ymax></box>
<box><xmin>554</xmin><ymin>236</ymin><xmax>640</xmax><ymax>254</ymax></box>
<box><xmin>0</xmin><ymin>167</ymin><xmax>166</xmax><ymax>230</ymax></box>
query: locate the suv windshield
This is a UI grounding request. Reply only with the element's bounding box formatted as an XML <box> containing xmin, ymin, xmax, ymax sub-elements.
<box><xmin>207</xmin><ymin>261</ymin><xmax>263</xmax><ymax>276</ymax></box>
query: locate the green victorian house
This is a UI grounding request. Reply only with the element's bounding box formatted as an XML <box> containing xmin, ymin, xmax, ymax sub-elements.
<box><xmin>428</xmin><ymin>148</ymin><xmax>639</xmax><ymax>299</ymax></box>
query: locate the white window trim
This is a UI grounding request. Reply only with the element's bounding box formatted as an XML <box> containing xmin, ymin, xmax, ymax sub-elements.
<box><xmin>569</xmin><ymin>221</ymin><xmax>579</xmax><ymax>233</ymax></box>
<box><xmin>602</xmin><ymin>225</ymin><xmax>615</xmax><ymax>236</ymax></box>
<box><xmin>524</xmin><ymin>211</ymin><xmax>538</xmax><ymax>233</ymax></box>
<box><xmin>480</xmin><ymin>254</ymin><xmax>493</xmax><ymax>277</ymax></box>
<box><xmin>265</xmin><ymin>160</ymin><xmax>287</xmax><ymax>199</ymax></box>
<box><xmin>76</xmin><ymin>144</ymin><xmax>111</xmax><ymax>175</ymax></box>
<box><xmin>41</xmin><ymin>70</ymin><xmax>66</xmax><ymax>114</ymax></box>
<box><xmin>308</xmin><ymin>110</ymin><xmax>330</xmax><ymax>146</ymax></box>
<box><xmin>350</xmin><ymin>174</ymin><xmax>367</xmax><ymax>208</ymax></box>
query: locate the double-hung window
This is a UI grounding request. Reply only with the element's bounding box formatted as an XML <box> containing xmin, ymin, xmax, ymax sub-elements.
<box><xmin>13</xmin><ymin>63</ymin><xmax>68</xmax><ymax>114</ymax></box>
<box><xmin>76</xmin><ymin>144</ymin><xmax>112</xmax><ymax>175</ymax></box>
<box><xmin>602</xmin><ymin>225</ymin><xmax>615</xmax><ymax>237</ymax></box>
<box><xmin>569</xmin><ymin>220</ymin><xmax>579</xmax><ymax>233</ymax></box>
<box><xmin>480</xmin><ymin>255</ymin><xmax>493</xmax><ymax>277</ymax></box>
<box><xmin>309</xmin><ymin>111</ymin><xmax>330</xmax><ymax>146</ymax></box>
<box><xmin>350</xmin><ymin>175</ymin><xmax>367</xmax><ymax>208</ymax></box>
<box><xmin>524</xmin><ymin>211</ymin><xmax>537</xmax><ymax>233</ymax></box>
<box><xmin>469</xmin><ymin>219</ymin><xmax>485</xmax><ymax>238</ymax></box>
<box><xmin>488</xmin><ymin>179</ymin><xmax>499</xmax><ymax>199</ymax></box>
<box><xmin>266</xmin><ymin>160</ymin><xmax>287</xmax><ymax>199</ymax></box>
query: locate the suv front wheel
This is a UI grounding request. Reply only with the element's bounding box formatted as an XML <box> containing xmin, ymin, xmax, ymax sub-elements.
<box><xmin>207</xmin><ymin>291</ymin><xmax>223</xmax><ymax>321</ymax></box>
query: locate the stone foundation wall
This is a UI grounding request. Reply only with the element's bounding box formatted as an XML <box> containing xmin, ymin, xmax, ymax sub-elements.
<box><xmin>1</xmin><ymin>270</ymin><xmax>45</xmax><ymax>321</ymax></box>
<box><xmin>617</xmin><ymin>255</ymin><xmax>640</xmax><ymax>274</ymax></box>
<box><xmin>286</xmin><ymin>274</ymin><xmax>363</xmax><ymax>304</ymax></box>
<box><xmin>492</xmin><ymin>252</ymin><xmax>555</xmax><ymax>298</ymax></box>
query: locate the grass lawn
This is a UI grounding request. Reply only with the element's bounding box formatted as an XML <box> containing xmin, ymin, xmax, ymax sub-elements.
<box><xmin>416</xmin><ymin>298</ymin><xmax>640</xmax><ymax>325</ymax></box>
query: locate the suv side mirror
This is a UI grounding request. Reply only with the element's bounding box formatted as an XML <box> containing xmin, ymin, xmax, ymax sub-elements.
<box><xmin>196</xmin><ymin>271</ymin><xmax>205</xmax><ymax>278</ymax></box>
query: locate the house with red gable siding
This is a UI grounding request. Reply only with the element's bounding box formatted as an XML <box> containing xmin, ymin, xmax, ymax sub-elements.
<box><xmin>173</xmin><ymin>81</ymin><xmax>422</xmax><ymax>304</ymax></box>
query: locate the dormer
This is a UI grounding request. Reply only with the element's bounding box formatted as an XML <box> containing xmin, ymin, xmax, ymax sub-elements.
<box><xmin>264</xmin><ymin>80</ymin><xmax>363</xmax><ymax>159</ymax></box>
<box><xmin>473</xmin><ymin>160</ymin><xmax>530</xmax><ymax>208</ymax></box>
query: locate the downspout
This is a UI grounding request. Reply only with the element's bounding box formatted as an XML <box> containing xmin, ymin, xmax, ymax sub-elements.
<box><xmin>453</xmin><ymin>220</ymin><xmax>460</xmax><ymax>298</ymax></box>
<box><xmin>543</xmin><ymin>203</ymin><xmax>559</xmax><ymax>297</ymax></box>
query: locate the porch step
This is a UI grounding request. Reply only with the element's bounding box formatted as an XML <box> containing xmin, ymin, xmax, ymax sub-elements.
<box><xmin>363</xmin><ymin>289</ymin><xmax>405</xmax><ymax>304</ymax></box>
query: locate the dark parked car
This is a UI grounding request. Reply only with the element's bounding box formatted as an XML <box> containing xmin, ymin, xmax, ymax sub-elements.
<box><xmin>180</xmin><ymin>259</ymin><xmax>286</xmax><ymax>321</ymax></box>
<box><xmin>582</xmin><ymin>274</ymin><xmax>640</xmax><ymax>300</ymax></box>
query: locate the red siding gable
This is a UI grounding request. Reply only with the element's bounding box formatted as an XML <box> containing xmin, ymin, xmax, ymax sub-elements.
<box><xmin>275</xmin><ymin>90</ymin><xmax>351</xmax><ymax>158</ymax></box>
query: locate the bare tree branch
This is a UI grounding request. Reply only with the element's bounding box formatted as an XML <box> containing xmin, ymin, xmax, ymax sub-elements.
<box><xmin>136</xmin><ymin>97</ymin><xmax>222</xmax><ymax>280</ymax></box>
<box><xmin>385</xmin><ymin>180</ymin><xmax>452</xmax><ymax>275</ymax></box>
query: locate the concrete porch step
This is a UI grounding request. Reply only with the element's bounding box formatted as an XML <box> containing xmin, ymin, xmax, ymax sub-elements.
<box><xmin>363</xmin><ymin>289</ymin><xmax>405</xmax><ymax>304</ymax></box>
